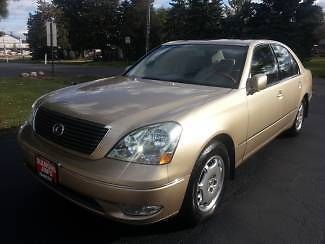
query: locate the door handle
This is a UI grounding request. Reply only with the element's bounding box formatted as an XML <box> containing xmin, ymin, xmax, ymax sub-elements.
<box><xmin>277</xmin><ymin>90</ymin><xmax>284</xmax><ymax>99</ymax></box>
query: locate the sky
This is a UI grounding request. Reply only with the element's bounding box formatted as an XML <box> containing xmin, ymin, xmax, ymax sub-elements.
<box><xmin>0</xmin><ymin>0</ymin><xmax>324</xmax><ymax>38</ymax></box>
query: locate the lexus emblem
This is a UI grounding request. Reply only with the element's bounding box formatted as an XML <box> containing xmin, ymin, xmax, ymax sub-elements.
<box><xmin>52</xmin><ymin>123</ymin><xmax>65</xmax><ymax>136</ymax></box>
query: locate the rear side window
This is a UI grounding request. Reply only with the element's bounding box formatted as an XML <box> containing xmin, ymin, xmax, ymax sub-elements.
<box><xmin>251</xmin><ymin>45</ymin><xmax>279</xmax><ymax>84</ymax></box>
<box><xmin>271</xmin><ymin>44</ymin><xmax>300</xmax><ymax>79</ymax></box>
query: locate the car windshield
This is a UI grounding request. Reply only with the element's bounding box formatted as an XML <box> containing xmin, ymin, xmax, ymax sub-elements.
<box><xmin>126</xmin><ymin>44</ymin><xmax>248</xmax><ymax>88</ymax></box>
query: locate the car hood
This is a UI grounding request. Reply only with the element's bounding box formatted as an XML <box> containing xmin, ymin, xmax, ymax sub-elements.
<box><xmin>41</xmin><ymin>76</ymin><xmax>232</xmax><ymax>126</ymax></box>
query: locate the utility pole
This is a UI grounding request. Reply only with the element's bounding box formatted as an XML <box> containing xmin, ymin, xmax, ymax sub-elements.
<box><xmin>145</xmin><ymin>0</ymin><xmax>152</xmax><ymax>54</ymax></box>
<box><xmin>50</xmin><ymin>20</ymin><xmax>54</xmax><ymax>75</ymax></box>
<box><xmin>46</xmin><ymin>18</ymin><xmax>57</xmax><ymax>76</ymax></box>
<box><xmin>2</xmin><ymin>35</ymin><xmax>8</xmax><ymax>63</ymax></box>
<box><xmin>19</xmin><ymin>37</ymin><xmax>23</xmax><ymax>59</ymax></box>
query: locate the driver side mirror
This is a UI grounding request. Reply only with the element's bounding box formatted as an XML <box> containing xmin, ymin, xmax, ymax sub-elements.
<box><xmin>248</xmin><ymin>74</ymin><xmax>267</xmax><ymax>95</ymax></box>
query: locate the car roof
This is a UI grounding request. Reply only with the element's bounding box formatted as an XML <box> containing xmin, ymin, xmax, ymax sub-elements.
<box><xmin>163</xmin><ymin>39</ymin><xmax>276</xmax><ymax>47</ymax></box>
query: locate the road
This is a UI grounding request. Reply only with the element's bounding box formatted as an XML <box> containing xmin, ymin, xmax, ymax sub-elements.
<box><xmin>0</xmin><ymin>62</ymin><xmax>124</xmax><ymax>78</ymax></box>
<box><xmin>0</xmin><ymin>79</ymin><xmax>325</xmax><ymax>243</ymax></box>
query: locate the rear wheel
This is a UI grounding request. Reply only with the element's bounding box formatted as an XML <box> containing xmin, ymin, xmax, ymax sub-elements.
<box><xmin>180</xmin><ymin>141</ymin><xmax>229</xmax><ymax>225</ymax></box>
<box><xmin>288</xmin><ymin>100</ymin><xmax>305</xmax><ymax>136</ymax></box>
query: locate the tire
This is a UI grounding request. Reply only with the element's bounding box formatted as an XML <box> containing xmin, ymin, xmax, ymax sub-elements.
<box><xmin>287</xmin><ymin>100</ymin><xmax>306</xmax><ymax>136</ymax></box>
<box><xmin>179</xmin><ymin>141</ymin><xmax>230</xmax><ymax>225</ymax></box>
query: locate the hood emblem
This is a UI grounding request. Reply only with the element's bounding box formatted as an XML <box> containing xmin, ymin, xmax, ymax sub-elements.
<box><xmin>52</xmin><ymin>123</ymin><xmax>65</xmax><ymax>136</ymax></box>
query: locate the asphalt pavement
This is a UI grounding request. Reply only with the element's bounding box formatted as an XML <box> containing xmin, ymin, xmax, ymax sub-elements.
<box><xmin>0</xmin><ymin>62</ymin><xmax>124</xmax><ymax>78</ymax></box>
<box><xmin>0</xmin><ymin>79</ymin><xmax>325</xmax><ymax>243</ymax></box>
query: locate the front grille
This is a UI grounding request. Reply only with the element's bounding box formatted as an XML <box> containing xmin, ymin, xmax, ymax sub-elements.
<box><xmin>34</xmin><ymin>107</ymin><xmax>109</xmax><ymax>154</ymax></box>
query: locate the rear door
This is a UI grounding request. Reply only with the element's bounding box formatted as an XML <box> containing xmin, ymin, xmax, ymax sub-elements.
<box><xmin>271</xmin><ymin>44</ymin><xmax>302</xmax><ymax>120</ymax></box>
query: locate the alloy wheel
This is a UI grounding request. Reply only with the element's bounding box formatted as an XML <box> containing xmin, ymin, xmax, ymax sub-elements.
<box><xmin>295</xmin><ymin>103</ymin><xmax>304</xmax><ymax>131</ymax></box>
<box><xmin>196</xmin><ymin>155</ymin><xmax>225</xmax><ymax>212</ymax></box>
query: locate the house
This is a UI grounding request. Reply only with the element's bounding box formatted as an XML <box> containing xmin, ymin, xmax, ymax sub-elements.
<box><xmin>0</xmin><ymin>34</ymin><xmax>30</xmax><ymax>55</ymax></box>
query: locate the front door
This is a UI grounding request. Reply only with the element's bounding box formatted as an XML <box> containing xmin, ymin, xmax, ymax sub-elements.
<box><xmin>244</xmin><ymin>44</ymin><xmax>283</xmax><ymax>159</ymax></box>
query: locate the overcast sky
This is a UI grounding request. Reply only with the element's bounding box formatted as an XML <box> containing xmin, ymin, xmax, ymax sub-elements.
<box><xmin>0</xmin><ymin>0</ymin><xmax>324</xmax><ymax>38</ymax></box>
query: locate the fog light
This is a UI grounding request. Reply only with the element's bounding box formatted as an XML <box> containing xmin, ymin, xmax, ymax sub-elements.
<box><xmin>119</xmin><ymin>204</ymin><xmax>162</xmax><ymax>216</ymax></box>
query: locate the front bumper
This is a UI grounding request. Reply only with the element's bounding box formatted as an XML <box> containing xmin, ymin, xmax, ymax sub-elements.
<box><xmin>18</xmin><ymin>123</ymin><xmax>189</xmax><ymax>224</ymax></box>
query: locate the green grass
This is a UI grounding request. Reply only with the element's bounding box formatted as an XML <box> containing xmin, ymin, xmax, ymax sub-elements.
<box><xmin>57</xmin><ymin>60</ymin><xmax>130</xmax><ymax>67</ymax></box>
<box><xmin>0</xmin><ymin>76</ymin><xmax>97</xmax><ymax>129</ymax></box>
<box><xmin>305</xmin><ymin>57</ymin><xmax>325</xmax><ymax>78</ymax></box>
<box><xmin>5</xmin><ymin>58</ymin><xmax>130</xmax><ymax>68</ymax></box>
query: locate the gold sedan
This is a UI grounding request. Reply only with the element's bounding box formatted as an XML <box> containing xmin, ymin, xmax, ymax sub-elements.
<box><xmin>18</xmin><ymin>40</ymin><xmax>312</xmax><ymax>225</ymax></box>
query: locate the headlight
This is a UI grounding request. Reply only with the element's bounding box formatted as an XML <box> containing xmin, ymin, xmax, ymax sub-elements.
<box><xmin>107</xmin><ymin>122</ymin><xmax>182</xmax><ymax>165</ymax></box>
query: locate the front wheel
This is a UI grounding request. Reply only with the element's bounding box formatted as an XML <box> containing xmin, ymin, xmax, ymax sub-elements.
<box><xmin>180</xmin><ymin>141</ymin><xmax>229</xmax><ymax>225</ymax></box>
<box><xmin>288</xmin><ymin>101</ymin><xmax>305</xmax><ymax>136</ymax></box>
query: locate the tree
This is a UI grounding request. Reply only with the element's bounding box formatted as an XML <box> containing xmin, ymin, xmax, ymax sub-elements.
<box><xmin>54</xmin><ymin>0</ymin><xmax>119</xmax><ymax>58</ymax></box>
<box><xmin>0</xmin><ymin>0</ymin><xmax>21</xmax><ymax>20</ymax></box>
<box><xmin>25</xmin><ymin>0</ymin><xmax>323</xmax><ymax>62</ymax></box>
<box><xmin>226</xmin><ymin>0</ymin><xmax>250</xmax><ymax>15</ymax></box>
<box><xmin>27</xmin><ymin>0</ymin><xmax>52</xmax><ymax>60</ymax></box>
<box><xmin>0</xmin><ymin>0</ymin><xmax>8</xmax><ymax>19</ymax></box>
<box><xmin>295</xmin><ymin>0</ymin><xmax>324</xmax><ymax>59</ymax></box>
<box><xmin>224</xmin><ymin>0</ymin><xmax>254</xmax><ymax>38</ymax></box>
<box><xmin>118</xmin><ymin>0</ymin><xmax>146</xmax><ymax>59</ymax></box>
<box><xmin>205</xmin><ymin>0</ymin><xmax>224</xmax><ymax>38</ymax></box>
<box><xmin>251</xmin><ymin>0</ymin><xmax>324</xmax><ymax>60</ymax></box>
<box><xmin>27</xmin><ymin>0</ymin><xmax>70</xmax><ymax>59</ymax></box>
<box><xmin>151</xmin><ymin>8</ymin><xmax>169</xmax><ymax>46</ymax></box>
<box><xmin>166</xmin><ymin>0</ymin><xmax>188</xmax><ymax>40</ymax></box>
<box><xmin>166</xmin><ymin>0</ymin><xmax>224</xmax><ymax>40</ymax></box>
<box><xmin>118</xmin><ymin>0</ymin><xmax>166</xmax><ymax>59</ymax></box>
<box><xmin>315</xmin><ymin>23</ymin><xmax>325</xmax><ymax>41</ymax></box>
<box><xmin>224</xmin><ymin>0</ymin><xmax>323</xmax><ymax>60</ymax></box>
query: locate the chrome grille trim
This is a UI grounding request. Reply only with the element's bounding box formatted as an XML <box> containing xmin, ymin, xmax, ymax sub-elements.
<box><xmin>34</xmin><ymin>107</ymin><xmax>109</xmax><ymax>155</ymax></box>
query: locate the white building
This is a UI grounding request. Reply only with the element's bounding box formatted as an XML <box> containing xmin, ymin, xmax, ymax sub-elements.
<box><xmin>0</xmin><ymin>34</ymin><xmax>29</xmax><ymax>52</ymax></box>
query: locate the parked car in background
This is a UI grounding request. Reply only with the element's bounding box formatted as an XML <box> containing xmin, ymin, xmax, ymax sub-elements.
<box><xmin>18</xmin><ymin>40</ymin><xmax>312</xmax><ymax>225</ymax></box>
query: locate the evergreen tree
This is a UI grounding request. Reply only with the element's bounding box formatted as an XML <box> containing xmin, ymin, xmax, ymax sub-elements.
<box><xmin>186</xmin><ymin>0</ymin><xmax>209</xmax><ymax>39</ymax></box>
<box><xmin>118</xmin><ymin>0</ymin><xmax>149</xmax><ymax>58</ymax></box>
<box><xmin>315</xmin><ymin>22</ymin><xmax>325</xmax><ymax>41</ymax></box>
<box><xmin>205</xmin><ymin>0</ymin><xmax>224</xmax><ymax>39</ymax></box>
<box><xmin>24</xmin><ymin>0</ymin><xmax>325</xmax><ymax>61</ymax></box>
<box><xmin>27</xmin><ymin>11</ymin><xmax>46</xmax><ymax>59</ymax></box>
<box><xmin>119</xmin><ymin>0</ymin><xmax>165</xmax><ymax>59</ymax></box>
<box><xmin>224</xmin><ymin>0</ymin><xmax>254</xmax><ymax>38</ymax></box>
<box><xmin>0</xmin><ymin>0</ymin><xmax>8</xmax><ymax>19</ymax></box>
<box><xmin>295</xmin><ymin>0</ymin><xmax>324</xmax><ymax>59</ymax></box>
<box><xmin>166</xmin><ymin>0</ymin><xmax>188</xmax><ymax>40</ymax></box>
<box><xmin>27</xmin><ymin>0</ymin><xmax>70</xmax><ymax>59</ymax></box>
<box><xmin>226</xmin><ymin>0</ymin><xmax>250</xmax><ymax>15</ymax></box>
<box><xmin>167</xmin><ymin>0</ymin><xmax>224</xmax><ymax>40</ymax></box>
<box><xmin>254</xmin><ymin>0</ymin><xmax>323</xmax><ymax>60</ymax></box>
<box><xmin>54</xmin><ymin>0</ymin><xmax>120</xmax><ymax>57</ymax></box>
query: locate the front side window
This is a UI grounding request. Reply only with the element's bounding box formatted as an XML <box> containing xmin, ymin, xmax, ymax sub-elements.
<box><xmin>126</xmin><ymin>44</ymin><xmax>248</xmax><ymax>89</ymax></box>
<box><xmin>271</xmin><ymin>44</ymin><xmax>300</xmax><ymax>79</ymax></box>
<box><xmin>251</xmin><ymin>45</ymin><xmax>279</xmax><ymax>84</ymax></box>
